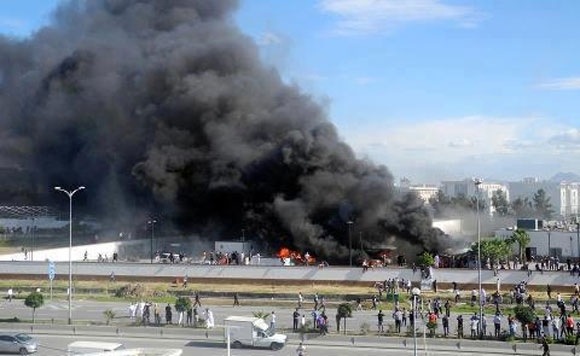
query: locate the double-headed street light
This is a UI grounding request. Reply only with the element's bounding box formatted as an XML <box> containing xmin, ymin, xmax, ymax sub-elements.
<box><xmin>347</xmin><ymin>221</ymin><xmax>354</xmax><ymax>267</ymax></box>
<box><xmin>411</xmin><ymin>287</ymin><xmax>421</xmax><ymax>356</ymax></box>
<box><xmin>54</xmin><ymin>186</ymin><xmax>85</xmax><ymax>325</ymax></box>
<box><xmin>473</xmin><ymin>177</ymin><xmax>484</xmax><ymax>338</ymax></box>
<box><xmin>147</xmin><ymin>219</ymin><xmax>157</xmax><ymax>264</ymax></box>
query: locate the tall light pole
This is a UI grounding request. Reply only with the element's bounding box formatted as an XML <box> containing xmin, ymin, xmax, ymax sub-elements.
<box><xmin>473</xmin><ymin>177</ymin><xmax>483</xmax><ymax>338</ymax></box>
<box><xmin>347</xmin><ymin>221</ymin><xmax>354</xmax><ymax>267</ymax></box>
<box><xmin>54</xmin><ymin>186</ymin><xmax>85</xmax><ymax>325</ymax></box>
<box><xmin>576</xmin><ymin>222</ymin><xmax>580</xmax><ymax>260</ymax></box>
<box><xmin>147</xmin><ymin>219</ymin><xmax>157</xmax><ymax>264</ymax></box>
<box><xmin>241</xmin><ymin>229</ymin><xmax>245</xmax><ymax>242</ymax></box>
<box><xmin>412</xmin><ymin>287</ymin><xmax>421</xmax><ymax>356</ymax></box>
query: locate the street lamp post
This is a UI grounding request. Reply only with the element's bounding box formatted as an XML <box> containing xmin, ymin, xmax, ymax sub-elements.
<box><xmin>412</xmin><ymin>287</ymin><xmax>421</xmax><ymax>356</ymax></box>
<box><xmin>147</xmin><ymin>219</ymin><xmax>157</xmax><ymax>264</ymax></box>
<box><xmin>547</xmin><ymin>229</ymin><xmax>552</xmax><ymax>258</ymax></box>
<box><xmin>347</xmin><ymin>221</ymin><xmax>354</xmax><ymax>267</ymax></box>
<box><xmin>473</xmin><ymin>177</ymin><xmax>484</xmax><ymax>338</ymax></box>
<box><xmin>241</xmin><ymin>229</ymin><xmax>245</xmax><ymax>242</ymax></box>
<box><xmin>576</xmin><ymin>223</ymin><xmax>580</xmax><ymax>261</ymax></box>
<box><xmin>54</xmin><ymin>186</ymin><xmax>85</xmax><ymax>325</ymax></box>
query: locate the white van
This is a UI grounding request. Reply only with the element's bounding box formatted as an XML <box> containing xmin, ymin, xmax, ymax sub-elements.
<box><xmin>224</xmin><ymin>316</ymin><xmax>287</xmax><ymax>350</ymax></box>
<box><xmin>68</xmin><ymin>341</ymin><xmax>125</xmax><ymax>354</ymax></box>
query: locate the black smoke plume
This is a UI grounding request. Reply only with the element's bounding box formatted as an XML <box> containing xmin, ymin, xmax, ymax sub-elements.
<box><xmin>0</xmin><ymin>0</ymin><xmax>447</xmax><ymax>259</ymax></box>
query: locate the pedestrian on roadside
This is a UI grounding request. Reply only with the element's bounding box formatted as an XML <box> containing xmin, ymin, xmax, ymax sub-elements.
<box><xmin>183</xmin><ymin>275</ymin><xmax>188</xmax><ymax>288</ymax></box>
<box><xmin>442</xmin><ymin>314</ymin><xmax>449</xmax><ymax>337</ymax></box>
<box><xmin>233</xmin><ymin>293</ymin><xmax>240</xmax><ymax>307</ymax></box>
<box><xmin>293</xmin><ymin>309</ymin><xmax>300</xmax><ymax>332</ymax></box>
<box><xmin>186</xmin><ymin>305</ymin><xmax>193</xmax><ymax>326</ymax></box>
<box><xmin>296</xmin><ymin>342</ymin><xmax>306</xmax><ymax>356</ymax></box>
<box><xmin>547</xmin><ymin>285</ymin><xmax>552</xmax><ymax>300</ymax></box>
<box><xmin>470</xmin><ymin>315</ymin><xmax>478</xmax><ymax>339</ymax></box>
<box><xmin>154</xmin><ymin>303</ymin><xmax>161</xmax><ymax>326</ymax></box>
<box><xmin>301</xmin><ymin>314</ymin><xmax>306</xmax><ymax>329</ymax></box>
<box><xmin>444</xmin><ymin>300</ymin><xmax>450</xmax><ymax>317</ymax></box>
<box><xmin>298</xmin><ymin>292</ymin><xmax>303</xmax><ymax>309</ymax></box>
<box><xmin>165</xmin><ymin>304</ymin><xmax>172</xmax><ymax>324</ymax></box>
<box><xmin>393</xmin><ymin>309</ymin><xmax>401</xmax><ymax>333</ymax></box>
<box><xmin>356</xmin><ymin>297</ymin><xmax>363</xmax><ymax>311</ymax></box>
<box><xmin>541</xmin><ymin>336</ymin><xmax>550</xmax><ymax>356</ymax></box>
<box><xmin>205</xmin><ymin>308</ymin><xmax>214</xmax><ymax>329</ymax></box>
<box><xmin>494</xmin><ymin>312</ymin><xmax>502</xmax><ymax>339</ymax></box>
<box><xmin>193</xmin><ymin>292</ymin><xmax>201</xmax><ymax>307</ymax></box>
<box><xmin>6</xmin><ymin>288</ymin><xmax>13</xmax><ymax>302</ymax></box>
<box><xmin>378</xmin><ymin>310</ymin><xmax>384</xmax><ymax>333</ymax></box>
<box><xmin>193</xmin><ymin>306</ymin><xmax>199</xmax><ymax>327</ymax></box>
<box><xmin>402</xmin><ymin>308</ymin><xmax>408</xmax><ymax>327</ymax></box>
<box><xmin>109</xmin><ymin>271</ymin><xmax>115</xmax><ymax>282</ymax></box>
<box><xmin>270</xmin><ymin>311</ymin><xmax>276</xmax><ymax>332</ymax></box>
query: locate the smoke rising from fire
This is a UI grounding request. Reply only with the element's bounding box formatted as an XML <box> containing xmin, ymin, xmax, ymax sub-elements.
<box><xmin>0</xmin><ymin>0</ymin><xmax>447</xmax><ymax>258</ymax></box>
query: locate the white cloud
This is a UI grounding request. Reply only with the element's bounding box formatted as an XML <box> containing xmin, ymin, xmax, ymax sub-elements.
<box><xmin>549</xmin><ymin>128</ymin><xmax>580</xmax><ymax>149</ymax></box>
<box><xmin>536</xmin><ymin>77</ymin><xmax>580</xmax><ymax>91</ymax></box>
<box><xmin>318</xmin><ymin>0</ymin><xmax>482</xmax><ymax>35</ymax></box>
<box><xmin>338</xmin><ymin>116</ymin><xmax>578</xmax><ymax>182</ymax></box>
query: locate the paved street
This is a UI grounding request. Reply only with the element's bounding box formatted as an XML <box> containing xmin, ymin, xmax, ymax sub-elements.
<box><xmin>0</xmin><ymin>297</ymin><xmax>543</xmax><ymax>338</ymax></box>
<box><xmin>21</xmin><ymin>333</ymin><xmax>569</xmax><ymax>356</ymax></box>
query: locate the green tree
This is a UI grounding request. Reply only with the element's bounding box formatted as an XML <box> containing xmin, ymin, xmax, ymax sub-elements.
<box><xmin>510</xmin><ymin>229</ymin><xmax>531</xmax><ymax>262</ymax></box>
<box><xmin>24</xmin><ymin>292</ymin><xmax>44</xmax><ymax>324</ymax></box>
<box><xmin>491</xmin><ymin>189</ymin><xmax>510</xmax><ymax>217</ymax></box>
<box><xmin>417</xmin><ymin>251</ymin><xmax>435</xmax><ymax>268</ymax></box>
<box><xmin>174</xmin><ymin>297</ymin><xmax>192</xmax><ymax>313</ymax></box>
<box><xmin>510</xmin><ymin>197</ymin><xmax>535</xmax><ymax>218</ymax></box>
<box><xmin>337</xmin><ymin>303</ymin><xmax>353</xmax><ymax>335</ymax></box>
<box><xmin>472</xmin><ymin>238</ymin><xmax>513</xmax><ymax>265</ymax></box>
<box><xmin>533</xmin><ymin>189</ymin><xmax>554</xmax><ymax>220</ymax></box>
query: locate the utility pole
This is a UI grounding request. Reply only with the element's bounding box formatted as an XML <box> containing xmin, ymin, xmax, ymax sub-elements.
<box><xmin>473</xmin><ymin>177</ymin><xmax>483</xmax><ymax>338</ymax></box>
<box><xmin>347</xmin><ymin>221</ymin><xmax>354</xmax><ymax>267</ymax></box>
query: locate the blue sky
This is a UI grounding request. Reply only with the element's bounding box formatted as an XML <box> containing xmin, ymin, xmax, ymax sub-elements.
<box><xmin>1</xmin><ymin>0</ymin><xmax>579</xmax><ymax>183</ymax></box>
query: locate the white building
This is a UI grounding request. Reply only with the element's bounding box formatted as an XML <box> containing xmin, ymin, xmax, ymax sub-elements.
<box><xmin>409</xmin><ymin>185</ymin><xmax>439</xmax><ymax>203</ymax></box>
<box><xmin>560</xmin><ymin>182</ymin><xmax>580</xmax><ymax>218</ymax></box>
<box><xmin>441</xmin><ymin>179</ymin><xmax>509</xmax><ymax>215</ymax></box>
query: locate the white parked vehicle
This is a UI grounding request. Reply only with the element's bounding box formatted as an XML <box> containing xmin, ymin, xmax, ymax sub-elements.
<box><xmin>224</xmin><ymin>316</ymin><xmax>286</xmax><ymax>351</ymax></box>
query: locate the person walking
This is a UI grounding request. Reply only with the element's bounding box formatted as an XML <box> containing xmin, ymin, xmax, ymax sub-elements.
<box><xmin>6</xmin><ymin>288</ymin><xmax>13</xmax><ymax>302</ymax></box>
<box><xmin>205</xmin><ymin>308</ymin><xmax>215</xmax><ymax>329</ymax></box>
<box><xmin>183</xmin><ymin>274</ymin><xmax>188</xmax><ymax>288</ymax></box>
<box><xmin>541</xmin><ymin>336</ymin><xmax>550</xmax><ymax>356</ymax></box>
<box><xmin>402</xmin><ymin>308</ymin><xmax>408</xmax><ymax>327</ymax></box>
<box><xmin>296</xmin><ymin>342</ymin><xmax>306</xmax><ymax>356</ymax></box>
<box><xmin>193</xmin><ymin>306</ymin><xmax>199</xmax><ymax>327</ymax></box>
<box><xmin>233</xmin><ymin>293</ymin><xmax>240</xmax><ymax>307</ymax></box>
<box><xmin>298</xmin><ymin>292</ymin><xmax>304</xmax><ymax>309</ymax></box>
<box><xmin>154</xmin><ymin>303</ymin><xmax>161</xmax><ymax>326</ymax></box>
<box><xmin>293</xmin><ymin>309</ymin><xmax>300</xmax><ymax>332</ymax></box>
<box><xmin>470</xmin><ymin>315</ymin><xmax>478</xmax><ymax>339</ymax></box>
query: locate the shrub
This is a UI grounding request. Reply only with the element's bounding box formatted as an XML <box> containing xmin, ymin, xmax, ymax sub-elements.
<box><xmin>563</xmin><ymin>334</ymin><xmax>576</xmax><ymax>345</ymax></box>
<box><xmin>115</xmin><ymin>284</ymin><xmax>166</xmax><ymax>299</ymax></box>
<box><xmin>103</xmin><ymin>309</ymin><xmax>116</xmax><ymax>325</ymax></box>
<box><xmin>175</xmin><ymin>297</ymin><xmax>191</xmax><ymax>313</ymax></box>
<box><xmin>417</xmin><ymin>252</ymin><xmax>434</xmax><ymax>268</ymax></box>
<box><xmin>360</xmin><ymin>322</ymin><xmax>371</xmax><ymax>335</ymax></box>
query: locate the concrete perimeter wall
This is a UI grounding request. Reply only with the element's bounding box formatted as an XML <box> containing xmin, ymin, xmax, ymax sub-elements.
<box><xmin>0</xmin><ymin>262</ymin><xmax>577</xmax><ymax>289</ymax></box>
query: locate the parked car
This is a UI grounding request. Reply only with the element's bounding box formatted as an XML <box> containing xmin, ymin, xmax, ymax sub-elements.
<box><xmin>0</xmin><ymin>333</ymin><xmax>37</xmax><ymax>355</ymax></box>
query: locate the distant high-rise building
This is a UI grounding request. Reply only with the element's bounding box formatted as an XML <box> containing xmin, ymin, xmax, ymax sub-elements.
<box><xmin>441</xmin><ymin>179</ymin><xmax>509</xmax><ymax>215</ymax></box>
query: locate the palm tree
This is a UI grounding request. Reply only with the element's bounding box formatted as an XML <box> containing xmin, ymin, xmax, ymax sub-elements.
<box><xmin>510</xmin><ymin>229</ymin><xmax>531</xmax><ymax>262</ymax></box>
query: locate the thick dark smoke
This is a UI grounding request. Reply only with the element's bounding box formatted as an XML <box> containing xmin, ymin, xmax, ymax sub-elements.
<box><xmin>0</xmin><ymin>0</ymin><xmax>447</xmax><ymax>259</ymax></box>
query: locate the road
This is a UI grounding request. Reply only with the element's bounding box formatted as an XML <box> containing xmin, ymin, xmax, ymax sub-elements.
<box><xmin>0</xmin><ymin>298</ymin><xmax>523</xmax><ymax>336</ymax></box>
<box><xmin>20</xmin><ymin>333</ymin><xmax>562</xmax><ymax>356</ymax></box>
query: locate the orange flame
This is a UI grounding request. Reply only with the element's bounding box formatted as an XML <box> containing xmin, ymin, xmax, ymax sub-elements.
<box><xmin>277</xmin><ymin>247</ymin><xmax>316</xmax><ymax>264</ymax></box>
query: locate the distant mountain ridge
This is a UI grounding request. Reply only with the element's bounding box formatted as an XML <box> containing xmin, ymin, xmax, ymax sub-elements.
<box><xmin>550</xmin><ymin>172</ymin><xmax>580</xmax><ymax>183</ymax></box>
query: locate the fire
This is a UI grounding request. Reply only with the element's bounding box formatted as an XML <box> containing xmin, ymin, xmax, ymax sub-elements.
<box><xmin>277</xmin><ymin>247</ymin><xmax>316</xmax><ymax>264</ymax></box>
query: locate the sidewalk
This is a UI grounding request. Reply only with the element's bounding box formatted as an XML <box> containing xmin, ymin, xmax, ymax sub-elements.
<box><xmin>0</xmin><ymin>322</ymin><xmax>576</xmax><ymax>355</ymax></box>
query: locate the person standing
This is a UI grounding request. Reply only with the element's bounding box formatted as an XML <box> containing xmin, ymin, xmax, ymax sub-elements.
<box><xmin>154</xmin><ymin>303</ymin><xmax>161</xmax><ymax>326</ymax></box>
<box><xmin>442</xmin><ymin>314</ymin><xmax>449</xmax><ymax>337</ymax></box>
<box><xmin>444</xmin><ymin>300</ymin><xmax>450</xmax><ymax>317</ymax></box>
<box><xmin>193</xmin><ymin>292</ymin><xmax>202</xmax><ymax>307</ymax></box>
<box><xmin>547</xmin><ymin>285</ymin><xmax>552</xmax><ymax>300</ymax></box>
<box><xmin>494</xmin><ymin>312</ymin><xmax>502</xmax><ymax>339</ymax></box>
<box><xmin>165</xmin><ymin>304</ymin><xmax>172</xmax><ymax>325</ymax></box>
<box><xmin>183</xmin><ymin>275</ymin><xmax>188</xmax><ymax>288</ymax></box>
<box><xmin>402</xmin><ymin>308</ymin><xmax>408</xmax><ymax>327</ymax></box>
<box><xmin>470</xmin><ymin>315</ymin><xmax>478</xmax><ymax>339</ymax></box>
<box><xmin>298</xmin><ymin>292</ymin><xmax>304</xmax><ymax>309</ymax></box>
<box><xmin>375</xmin><ymin>310</ymin><xmax>383</xmax><ymax>333</ymax></box>
<box><xmin>186</xmin><ymin>305</ymin><xmax>193</xmax><ymax>326</ymax></box>
<box><xmin>270</xmin><ymin>311</ymin><xmax>276</xmax><ymax>332</ymax></box>
<box><xmin>193</xmin><ymin>306</ymin><xmax>199</xmax><ymax>327</ymax></box>
<box><xmin>293</xmin><ymin>309</ymin><xmax>300</xmax><ymax>332</ymax></box>
<box><xmin>392</xmin><ymin>309</ymin><xmax>401</xmax><ymax>333</ymax></box>
<box><xmin>205</xmin><ymin>308</ymin><xmax>215</xmax><ymax>329</ymax></box>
